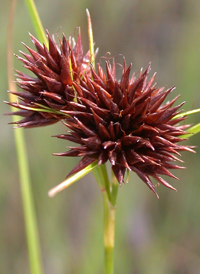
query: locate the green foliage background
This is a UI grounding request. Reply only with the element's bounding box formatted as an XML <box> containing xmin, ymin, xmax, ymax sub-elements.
<box><xmin>1</xmin><ymin>0</ymin><xmax>200</xmax><ymax>273</ymax></box>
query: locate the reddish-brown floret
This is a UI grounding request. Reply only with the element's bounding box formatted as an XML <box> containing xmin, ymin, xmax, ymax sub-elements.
<box><xmin>54</xmin><ymin>61</ymin><xmax>195</xmax><ymax>197</ymax></box>
<box><xmin>7</xmin><ymin>29</ymin><xmax>97</xmax><ymax>128</ymax></box>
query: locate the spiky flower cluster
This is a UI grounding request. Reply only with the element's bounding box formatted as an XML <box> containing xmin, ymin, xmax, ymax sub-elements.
<box><xmin>8</xmin><ymin>29</ymin><xmax>97</xmax><ymax>127</ymax></box>
<box><xmin>7</xmin><ymin>30</ymin><xmax>194</xmax><ymax>197</ymax></box>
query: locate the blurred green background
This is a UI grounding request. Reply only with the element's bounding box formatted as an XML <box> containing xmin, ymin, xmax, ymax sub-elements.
<box><xmin>1</xmin><ymin>0</ymin><xmax>200</xmax><ymax>273</ymax></box>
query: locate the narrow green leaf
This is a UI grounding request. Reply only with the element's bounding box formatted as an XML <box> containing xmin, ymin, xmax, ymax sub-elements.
<box><xmin>183</xmin><ymin>123</ymin><xmax>200</xmax><ymax>138</ymax></box>
<box><xmin>100</xmin><ymin>165</ymin><xmax>111</xmax><ymax>198</ymax></box>
<box><xmin>86</xmin><ymin>9</ymin><xmax>95</xmax><ymax>69</ymax></box>
<box><xmin>8</xmin><ymin>102</ymin><xmax>69</xmax><ymax>117</ymax></box>
<box><xmin>93</xmin><ymin>165</ymin><xmax>111</xmax><ymax>200</ymax></box>
<box><xmin>48</xmin><ymin>161</ymin><xmax>98</xmax><ymax>197</ymax></box>
<box><xmin>7</xmin><ymin>1</ymin><xmax>43</xmax><ymax>274</ymax></box>
<box><xmin>173</xmin><ymin>108</ymin><xmax>200</xmax><ymax>119</ymax></box>
<box><xmin>92</xmin><ymin>165</ymin><xmax>106</xmax><ymax>191</ymax></box>
<box><xmin>24</xmin><ymin>0</ymin><xmax>48</xmax><ymax>45</ymax></box>
<box><xmin>110</xmin><ymin>171</ymin><xmax>119</xmax><ymax>207</ymax></box>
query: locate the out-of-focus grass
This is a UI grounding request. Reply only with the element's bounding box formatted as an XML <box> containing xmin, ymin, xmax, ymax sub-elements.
<box><xmin>1</xmin><ymin>0</ymin><xmax>200</xmax><ymax>273</ymax></box>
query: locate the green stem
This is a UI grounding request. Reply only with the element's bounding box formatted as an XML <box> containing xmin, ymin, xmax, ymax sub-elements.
<box><xmin>110</xmin><ymin>171</ymin><xmax>119</xmax><ymax>206</ymax></box>
<box><xmin>93</xmin><ymin>165</ymin><xmax>118</xmax><ymax>274</ymax></box>
<box><xmin>7</xmin><ymin>1</ymin><xmax>43</xmax><ymax>274</ymax></box>
<box><xmin>103</xmin><ymin>192</ymin><xmax>116</xmax><ymax>274</ymax></box>
<box><xmin>15</xmin><ymin>129</ymin><xmax>44</xmax><ymax>274</ymax></box>
<box><xmin>92</xmin><ymin>165</ymin><xmax>111</xmax><ymax>200</ymax></box>
<box><xmin>23</xmin><ymin>0</ymin><xmax>48</xmax><ymax>45</ymax></box>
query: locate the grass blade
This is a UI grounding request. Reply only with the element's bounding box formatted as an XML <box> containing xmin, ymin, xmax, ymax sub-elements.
<box><xmin>184</xmin><ymin>123</ymin><xmax>200</xmax><ymax>138</ymax></box>
<box><xmin>174</xmin><ymin>108</ymin><xmax>200</xmax><ymax>119</ymax></box>
<box><xmin>48</xmin><ymin>161</ymin><xmax>98</xmax><ymax>197</ymax></box>
<box><xmin>86</xmin><ymin>9</ymin><xmax>95</xmax><ymax>69</ymax></box>
<box><xmin>23</xmin><ymin>0</ymin><xmax>48</xmax><ymax>45</ymax></box>
<box><xmin>7</xmin><ymin>1</ymin><xmax>43</xmax><ymax>274</ymax></box>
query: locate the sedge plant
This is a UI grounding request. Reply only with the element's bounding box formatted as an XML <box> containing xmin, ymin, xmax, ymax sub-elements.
<box><xmin>6</xmin><ymin>0</ymin><xmax>200</xmax><ymax>273</ymax></box>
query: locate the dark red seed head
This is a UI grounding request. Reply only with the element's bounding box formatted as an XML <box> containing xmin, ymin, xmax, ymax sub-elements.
<box><xmin>6</xmin><ymin>30</ymin><xmax>98</xmax><ymax>128</ymax></box>
<box><xmin>54</xmin><ymin>60</ymin><xmax>195</xmax><ymax>197</ymax></box>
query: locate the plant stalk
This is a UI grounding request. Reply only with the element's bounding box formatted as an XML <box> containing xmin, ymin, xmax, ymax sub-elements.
<box><xmin>23</xmin><ymin>0</ymin><xmax>47</xmax><ymax>45</ymax></box>
<box><xmin>7</xmin><ymin>1</ymin><xmax>43</xmax><ymax>274</ymax></box>
<box><xmin>103</xmin><ymin>192</ymin><xmax>117</xmax><ymax>274</ymax></box>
